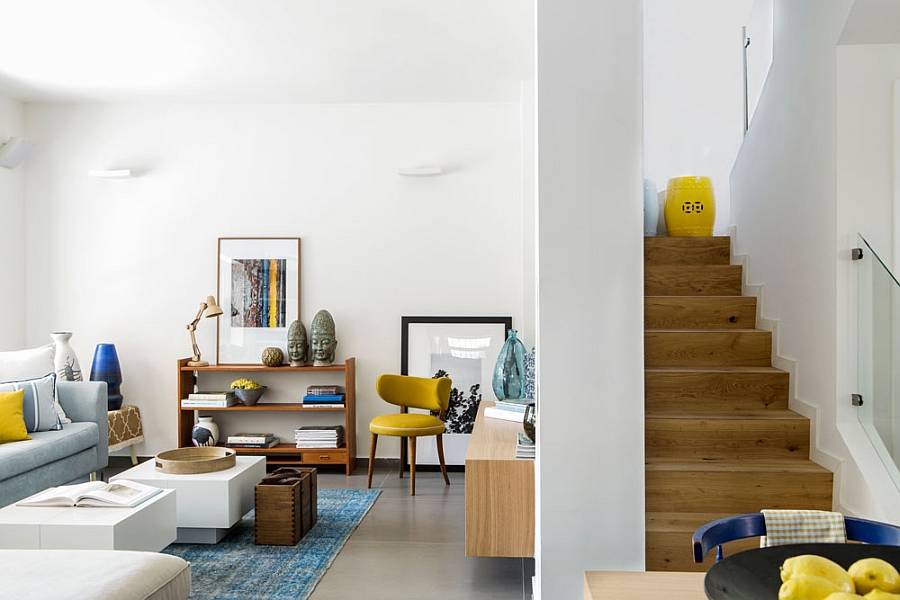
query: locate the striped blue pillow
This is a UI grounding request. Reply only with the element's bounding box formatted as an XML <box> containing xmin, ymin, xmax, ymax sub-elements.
<box><xmin>0</xmin><ymin>373</ymin><xmax>62</xmax><ymax>432</ymax></box>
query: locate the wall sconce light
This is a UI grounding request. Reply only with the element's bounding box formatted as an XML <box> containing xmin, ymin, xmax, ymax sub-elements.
<box><xmin>0</xmin><ymin>137</ymin><xmax>34</xmax><ymax>169</ymax></box>
<box><xmin>186</xmin><ymin>296</ymin><xmax>223</xmax><ymax>367</ymax></box>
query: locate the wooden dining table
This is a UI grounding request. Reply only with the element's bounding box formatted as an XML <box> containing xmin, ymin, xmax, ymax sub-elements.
<box><xmin>583</xmin><ymin>571</ymin><xmax>706</xmax><ymax>599</ymax></box>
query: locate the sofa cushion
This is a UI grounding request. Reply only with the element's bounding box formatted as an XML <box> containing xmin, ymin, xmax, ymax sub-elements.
<box><xmin>0</xmin><ymin>344</ymin><xmax>70</xmax><ymax>424</ymax></box>
<box><xmin>0</xmin><ymin>390</ymin><xmax>30</xmax><ymax>443</ymax></box>
<box><xmin>0</xmin><ymin>373</ymin><xmax>62</xmax><ymax>432</ymax></box>
<box><xmin>0</xmin><ymin>422</ymin><xmax>98</xmax><ymax>481</ymax></box>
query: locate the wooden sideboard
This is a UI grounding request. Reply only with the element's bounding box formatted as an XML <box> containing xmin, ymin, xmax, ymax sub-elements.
<box><xmin>583</xmin><ymin>571</ymin><xmax>706</xmax><ymax>599</ymax></box>
<box><xmin>465</xmin><ymin>401</ymin><xmax>534</xmax><ymax>557</ymax></box>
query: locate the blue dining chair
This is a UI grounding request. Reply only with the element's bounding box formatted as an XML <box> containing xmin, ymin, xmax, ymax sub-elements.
<box><xmin>692</xmin><ymin>513</ymin><xmax>900</xmax><ymax>563</ymax></box>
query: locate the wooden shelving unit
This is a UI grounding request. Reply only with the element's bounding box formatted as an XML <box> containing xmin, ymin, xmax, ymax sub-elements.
<box><xmin>176</xmin><ymin>357</ymin><xmax>356</xmax><ymax>475</ymax></box>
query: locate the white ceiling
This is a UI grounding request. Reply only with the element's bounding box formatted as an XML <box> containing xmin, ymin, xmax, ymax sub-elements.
<box><xmin>0</xmin><ymin>0</ymin><xmax>534</xmax><ymax>103</ymax></box>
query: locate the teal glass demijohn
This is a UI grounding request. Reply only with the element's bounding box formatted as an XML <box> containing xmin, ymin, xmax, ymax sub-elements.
<box><xmin>492</xmin><ymin>329</ymin><xmax>526</xmax><ymax>401</ymax></box>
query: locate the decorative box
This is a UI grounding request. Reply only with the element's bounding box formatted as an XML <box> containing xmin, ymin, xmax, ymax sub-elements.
<box><xmin>254</xmin><ymin>467</ymin><xmax>317</xmax><ymax>545</ymax></box>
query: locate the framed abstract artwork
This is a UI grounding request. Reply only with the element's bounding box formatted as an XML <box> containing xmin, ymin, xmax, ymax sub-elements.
<box><xmin>217</xmin><ymin>238</ymin><xmax>300</xmax><ymax>365</ymax></box>
<box><xmin>401</xmin><ymin>316</ymin><xmax>512</xmax><ymax>465</ymax></box>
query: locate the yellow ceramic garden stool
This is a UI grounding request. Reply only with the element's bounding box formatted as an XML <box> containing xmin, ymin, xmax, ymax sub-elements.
<box><xmin>664</xmin><ymin>176</ymin><xmax>716</xmax><ymax>236</ymax></box>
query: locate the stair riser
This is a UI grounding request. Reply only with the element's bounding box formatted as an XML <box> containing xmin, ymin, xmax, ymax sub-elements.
<box><xmin>646</xmin><ymin>471</ymin><xmax>833</xmax><ymax>513</ymax></box>
<box><xmin>644</xmin><ymin>237</ymin><xmax>731</xmax><ymax>266</ymax></box>
<box><xmin>646</xmin><ymin>419</ymin><xmax>810</xmax><ymax>460</ymax></box>
<box><xmin>645</xmin><ymin>371</ymin><xmax>789</xmax><ymax>411</ymax></box>
<box><xmin>646</xmin><ymin>531</ymin><xmax>758</xmax><ymax>572</ymax></box>
<box><xmin>645</xmin><ymin>332</ymin><xmax>772</xmax><ymax>367</ymax></box>
<box><xmin>645</xmin><ymin>266</ymin><xmax>743</xmax><ymax>296</ymax></box>
<box><xmin>645</xmin><ymin>297</ymin><xmax>757</xmax><ymax>330</ymax></box>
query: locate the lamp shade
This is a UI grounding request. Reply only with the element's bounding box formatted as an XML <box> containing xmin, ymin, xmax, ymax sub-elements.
<box><xmin>205</xmin><ymin>296</ymin><xmax>223</xmax><ymax>317</ymax></box>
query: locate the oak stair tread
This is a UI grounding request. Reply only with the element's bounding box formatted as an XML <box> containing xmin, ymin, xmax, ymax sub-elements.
<box><xmin>645</xmin><ymin>409</ymin><xmax>807</xmax><ymax>421</ymax></box>
<box><xmin>645</xmin><ymin>366</ymin><xmax>786</xmax><ymax>374</ymax></box>
<box><xmin>646</xmin><ymin>457</ymin><xmax>831</xmax><ymax>474</ymax></box>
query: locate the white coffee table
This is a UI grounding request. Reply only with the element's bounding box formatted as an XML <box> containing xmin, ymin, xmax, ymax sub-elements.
<box><xmin>0</xmin><ymin>488</ymin><xmax>176</xmax><ymax>552</ymax></box>
<box><xmin>111</xmin><ymin>455</ymin><xmax>266</xmax><ymax>544</ymax></box>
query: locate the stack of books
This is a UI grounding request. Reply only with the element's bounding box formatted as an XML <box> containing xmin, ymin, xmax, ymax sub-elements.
<box><xmin>225</xmin><ymin>432</ymin><xmax>279</xmax><ymax>448</ymax></box>
<box><xmin>301</xmin><ymin>388</ymin><xmax>345</xmax><ymax>407</ymax></box>
<box><xmin>181</xmin><ymin>391</ymin><xmax>238</xmax><ymax>408</ymax></box>
<box><xmin>483</xmin><ymin>399</ymin><xmax>530</xmax><ymax>422</ymax></box>
<box><xmin>515</xmin><ymin>432</ymin><xmax>535</xmax><ymax>460</ymax></box>
<box><xmin>295</xmin><ymin>425</ymin><xmax>345</xmax><ymax>449</ymax></box>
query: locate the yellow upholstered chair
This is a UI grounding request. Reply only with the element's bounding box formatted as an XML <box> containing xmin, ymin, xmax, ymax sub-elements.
<box><xmin>367</xmin><ymin>374</ymin><xmax>452</xmax><ymax>496</ymax></box>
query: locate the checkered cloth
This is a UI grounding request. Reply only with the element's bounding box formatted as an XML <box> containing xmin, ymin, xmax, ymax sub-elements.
<box><xmin>760</xmin><ymin>509</ymin><xmax>847</xmax><ymax>547</ymax></box>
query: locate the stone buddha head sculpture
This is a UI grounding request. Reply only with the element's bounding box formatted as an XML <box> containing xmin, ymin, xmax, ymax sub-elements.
<box><xmin>287</xmin><ymin>320</ymin><xmax>308</xmax><ymax>367</ymax></box>
<box><xmin>310</xmin><ymin>310</ymin><xmax>337</xmax><ymax>366</ymax></box>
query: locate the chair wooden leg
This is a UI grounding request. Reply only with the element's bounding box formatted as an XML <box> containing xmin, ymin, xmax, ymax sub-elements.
<box><xmin>367</xmin><ymin>433</ymin><xmax>378</xmax><ymax>489</ymax></box>
<box><xmin>436</xmin><ymin>434</ymin><xmax>450</xmax><ymax>485</ymax></box>
<box><xmin>399</xmin><ymin>436</ymin><xmax>407</xmax><ymax>479</ymax></box>
<box><xmin>409</xmin><ymin>436</ymin><xmax>417</xmax><ymax>496</ymax></box>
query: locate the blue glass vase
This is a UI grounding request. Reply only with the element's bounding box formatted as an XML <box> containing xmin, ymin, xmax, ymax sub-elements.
<box><xmin>90</xmin><ymin>343</ymin><xmax>123</xmax><ymax>411</ymax></box>
<box><xmin>492</xmin><ymin>329</ymin><xmax>526</xmax><ymax>401</ymax></box>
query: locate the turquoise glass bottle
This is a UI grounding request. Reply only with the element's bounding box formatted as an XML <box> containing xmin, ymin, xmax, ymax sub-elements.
<box><xmin>492</xmin><ymin>329</ymin><xmax>526</xmax><ymax>401</ymax></box>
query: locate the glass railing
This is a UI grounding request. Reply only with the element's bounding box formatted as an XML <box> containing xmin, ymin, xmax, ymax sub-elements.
<box><xmin>856</xmin><ymin>233</ymin><xmax>900</xmax><ymax>489</ymax></box>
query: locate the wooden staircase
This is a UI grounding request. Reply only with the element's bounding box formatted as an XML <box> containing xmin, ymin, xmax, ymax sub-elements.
<box><xmin>644</xmin><ymin>236</ymin><xmax>834</xmax><ymax>571</ymax></box>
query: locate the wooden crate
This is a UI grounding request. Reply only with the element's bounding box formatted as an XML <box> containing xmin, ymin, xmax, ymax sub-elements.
<box><xmin>254</xmin><ymin>468</ymin><xmax>318</xmax><ymax>545</ymax></box>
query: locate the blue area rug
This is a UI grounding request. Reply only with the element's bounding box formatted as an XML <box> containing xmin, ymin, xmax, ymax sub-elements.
<box><xmin>162</xmin><ymin>489</ymin><xmax>380</xmax><ymax>600</ymax></box>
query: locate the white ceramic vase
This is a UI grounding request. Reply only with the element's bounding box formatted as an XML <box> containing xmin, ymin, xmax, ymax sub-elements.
<box><xmin>51</xmin><ymin>332</ymin><xmax>83</xmax><ymax>381</ymax></box>
<box><xmin>191</xmin><ymin>416</ymin><xmax>219</xmax><ymax>447</ymax></box>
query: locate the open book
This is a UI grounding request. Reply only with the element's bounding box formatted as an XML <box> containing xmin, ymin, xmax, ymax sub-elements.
<box><xmin>16</xmin><ymin>479</ymin><xmax>163</xmax><ymax>508</ymax></box>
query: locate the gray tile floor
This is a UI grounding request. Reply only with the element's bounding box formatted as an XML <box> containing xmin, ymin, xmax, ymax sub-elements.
<box><xmin>311</xmin><ymin>463</ymin><xmax>534</xmax><ymax>600</ymax></box>
<box><xmin>104</xmin><ymin>459</ymin><xmax>533</xmax><ymax>599</ymax></box>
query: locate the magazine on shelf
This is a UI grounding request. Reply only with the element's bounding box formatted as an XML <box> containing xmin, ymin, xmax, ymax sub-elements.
<box><xmin>188</xmin><ymin>391</ymin><xmax>235</xmax><ymax>400</ymax></box>
<box><xmin>516</xmin><ymin>432</ymin><xmax>535</xmax><ymax>459</ymax></box>
<box><xmin>493</xmin><ymin>400</ymin><xmax>528</xmax><ymax>412</ymax></box>
<box><xmin>181</xmin><ymin>397</ymin><xmax>239</xmax><ymax>408</ymax></box>
<box><xmin>227</xmin><ymin>432</ymin><xmax>275</xmax><ymax>444</ymax></box>
<box><xmin>226</xmin><ymin>438</ymin><xmax>280</xmax><ymax>449</ymax></box>
<box><xmin>484</xmin><ymin>406</ymin><xmax>526</xmax><ymax>423</ymax></box>
<box><xmin>17</xmin><ymin>480</ymin><xmax>163</xmax><ymax>508</ymax></box>
<box><xmin>300</xmin><ymin>403</ymin><xmax>344</xmax><ymax>408</ymax></box>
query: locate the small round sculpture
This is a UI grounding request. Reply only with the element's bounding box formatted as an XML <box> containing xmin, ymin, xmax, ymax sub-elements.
<box><xmin>287</xmin><ymin>320</ymin><xmax>309</xmax><ymax>366</ymax></box>
<box><xmin>310</xmin><ymin>309</ymin><xmax>337</xmax><ymax>366</ymax></box>
<box><xmin>261</xmin><ymin>347</ymin><xmax>284</xmax><ymax>367</ymax></box>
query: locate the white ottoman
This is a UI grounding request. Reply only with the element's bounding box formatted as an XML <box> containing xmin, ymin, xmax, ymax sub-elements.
<box><xmin>0</xmin><ymin>549</ymin><xmax>190</xmax><ymax>600</ymax></box>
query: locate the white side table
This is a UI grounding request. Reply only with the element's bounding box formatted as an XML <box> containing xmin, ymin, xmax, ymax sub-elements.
<box><xmin>0</xmin><ymin>488</ymin><xmax>176</xmax><ymax>551</ymax></box>
<box><xmin>111</xmin><ymin>455</ymin><xmax>266</xmax><ymax>543</ymax></box>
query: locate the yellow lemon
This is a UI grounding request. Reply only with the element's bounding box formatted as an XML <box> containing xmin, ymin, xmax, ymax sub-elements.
<box><xmin>782</xmin><ymin>555</ymin><xmax>856</xmax><ymax>593</ymax></box>
<box><xmin>779</xmin><ymin>574</ymin><xmax>843</xmax><ymax>600</ymax></box>
<box><xmin>865</xmin><ymin>590</ymin><xmax>900</xmax><ymax>599</ymax></box>
<box><xmin>823</xmin><ymin>594</ymin><xmax>865</xmax><ymax>600</ymax></box>
<box><xmin>849</xmin><ymin>558</ymin><xmax>900</xmax><ymax>594</ymax></box>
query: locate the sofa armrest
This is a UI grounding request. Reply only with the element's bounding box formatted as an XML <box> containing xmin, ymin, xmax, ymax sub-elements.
<box><xmin>57</xmin><ymin>381</ymin><xmax>109</xmax><ymax>468</ymax></box>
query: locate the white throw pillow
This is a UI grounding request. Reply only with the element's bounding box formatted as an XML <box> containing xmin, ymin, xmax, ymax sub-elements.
<box><xmin>0</xmin><ymin>344</ymin><xmax>71</xmax><ymax>423</ymax></box>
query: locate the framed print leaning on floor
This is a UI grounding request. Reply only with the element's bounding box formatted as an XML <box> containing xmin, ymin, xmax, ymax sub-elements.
<box><xmin>217</xmin><ymin>238</ymin><xmax>300</xmax><ymax>364</ymax></box>
<box><xmin>401</xmin><ymin>316</ymin><xmax>512</xmax><ymax>465</ymax></box>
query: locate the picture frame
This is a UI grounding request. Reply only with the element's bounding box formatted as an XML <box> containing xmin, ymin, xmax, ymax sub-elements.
<box><xmin>401</xmin><ymin>316</ymin><xmax>512</xmax><ymax>466</ymax></box>
<box><xmin>217</xmin><ymin>238</ymin><xmax>300</xmax><ymax>365</ymax></box>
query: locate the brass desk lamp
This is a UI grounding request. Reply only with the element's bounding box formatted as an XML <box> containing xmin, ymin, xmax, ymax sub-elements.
<box><xmin>186</xmin><ymin>296</ymin><xmax>223</xmax><ymax>367</ymax></box>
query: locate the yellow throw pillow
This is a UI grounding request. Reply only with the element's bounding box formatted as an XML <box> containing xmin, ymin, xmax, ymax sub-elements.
<box><xmin>0</xmin><ymin>389</ymin><xmax>31</xmax><ymax>443</ymax></box>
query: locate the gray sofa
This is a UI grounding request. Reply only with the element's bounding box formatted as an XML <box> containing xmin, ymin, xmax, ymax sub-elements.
<box><xmin>0</xmin><ymin>381</ymin><xmax>109</xmax><ymax>508</ymax></box>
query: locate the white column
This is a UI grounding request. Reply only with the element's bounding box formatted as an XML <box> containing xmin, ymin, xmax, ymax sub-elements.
<box><xmin>535</xmin><ymin>0</ymin><xmax>645</xmax><ymax>598</ymax></box>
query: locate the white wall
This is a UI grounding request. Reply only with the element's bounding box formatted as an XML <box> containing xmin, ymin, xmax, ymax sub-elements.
<box><xmin>535</xmin><ymin>0</ymin><xmax>644</xmax><ymax>597</ymax></box>
<box><xmin>643</xmin><ymin>0</ymin><xmax>752</xmax><ymax>234</ymax></box>
<box><xmin>730</xmin><ymin>0</ymin><xmax>900</xmax><ymax>522</ymax></box>
<box><xmin>0</xmin><ymin>95</ymin><xmax>25</xmax><ymax>350</ymax></box>
<box><xmin>22</xmin><ymin>102</ymin><xmax>526</xmax><ymax>459</ymax></box>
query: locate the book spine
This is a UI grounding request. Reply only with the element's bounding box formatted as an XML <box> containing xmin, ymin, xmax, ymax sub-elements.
<box><xmin>306</xmin><ymin>386</ymin><xmax>342</xmax><ymax>395</ymax></box>
<box><xmin>300</xmin><ymin>403</ymin><xmax>344</xmax><ymax>408</ymax></box>
<box><xmin>188</xmin><ymin>394</ymin><xmax>235</xmax><ymax>400</ymax></box>
<box><xmin>227</xmin><ymin>437</ymin><xmax>273</xmax><ymax>444</ymax></box>
<box><xmin>225</xmin><ymin>442</ymin><xmax>277</xmax><ymax>448</ymax></box>
<box><xmin>181</xmin><ymin>401</ymin><xmax>234</xmax><ymax>407</ymax></box>
<box><xmin>302</xmin><ymin>394</ymin><xmax>345</xmax><ymax>402</ymax></box>
<box><xmin>484</xmin><ymin>407</ymin><xmax>525</xmax><ymax>422</ymax></box>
